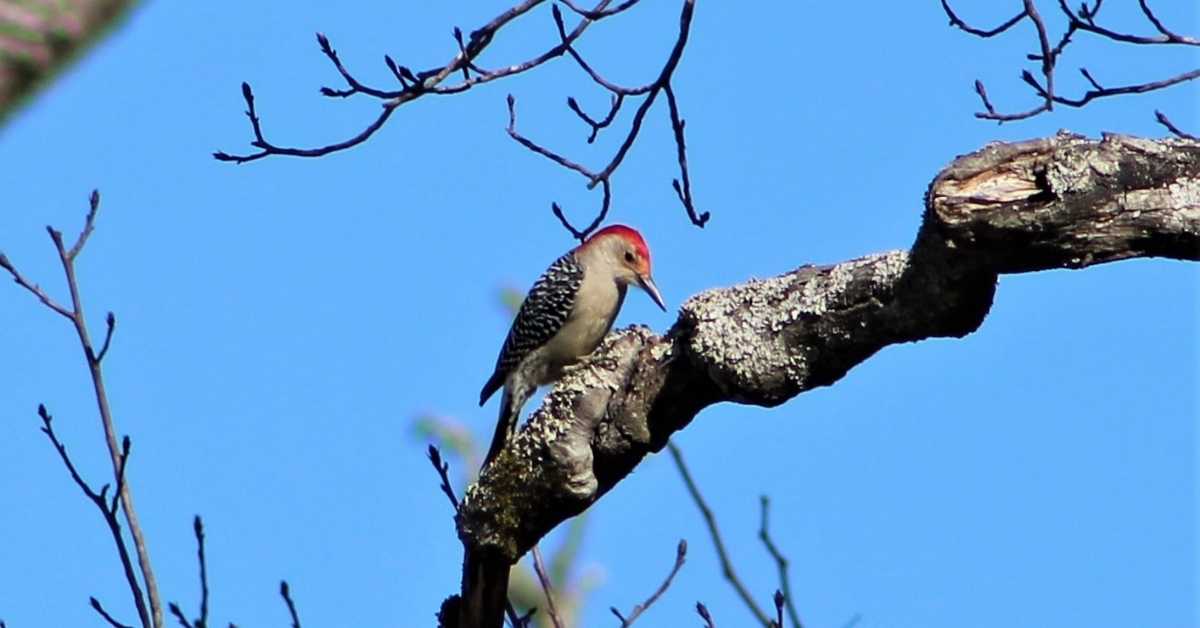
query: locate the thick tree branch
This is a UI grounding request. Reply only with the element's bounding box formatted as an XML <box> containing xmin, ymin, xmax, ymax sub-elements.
<box><xmin>452</xmin><ymin>132</ymin><xmax>1199</xmax><ymax>623</ymax></box>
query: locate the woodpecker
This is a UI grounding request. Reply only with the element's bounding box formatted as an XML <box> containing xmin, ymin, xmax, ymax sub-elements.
<box><xmin>479</xmin><ymin>224</ymin><xmax>666</xmax><ymax>466</ymax></box>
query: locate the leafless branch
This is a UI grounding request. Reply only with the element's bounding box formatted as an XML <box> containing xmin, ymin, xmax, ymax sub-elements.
<box><xmin>2</xmin><ymin>191</ymin><xmax>164</xmax><ymax>628</ymax></box>
<box><xmin>667</xmin><ymin>443</ymin><xmax>771</xmax><ymax>626</ymax></box>
<box><xmin>215</xmin><ymin>0</ymin><xmax>626</xmax><ymax>163</ymax></box>
<box><xmin>567</xmin><ymin>94</ymin><xmax>624</xmax><ymax>144</ymax></box>
<box><xmin>428</xmin><ymin>445</ymin><xmax>460</xmax><ymax>511</ymax></box>
<box><xmin>530</xmin><ymin>546</ymin><xmax>563</xmax><ymax>628</ymax></box>
<box><xmin>96</xmin><ymin>311</ymin><xmax>116</xmax><ymax>363</ymax></box>
<box><xmin>771</xmin><ymin>591</ymin><xmax>785</xmax><ymax>628</ymax></box>
<box><xmin>610</xmin><ymin>540</ymin><xmax>687</xmax><ymax>627</ymax></box>
<box><xmin>506</xmin><ymin>0</ymin><xmax>706</xmax><ymax>239</ymax></box>
<box><xmin>279</xmin><ymin>581</ymin><xmax>301</xmax><ymax>628</ymax></box>
<box><xmin>37</xmin><ymin>402</ymin><xmax>147</xmax><ymax>628</ymax></box>
<box><xmin>942</xmin><ymin>0</ymin><xmax>1198</xmax><ymax>124</ymax></box>
<box><xmin>168</xmin><ymin>603</ymin><xmax>194</xmax><ymax>628</ymax></box>
<box><xmin>92</xmin><ymin>597</ymin><xmax>135</xmax><ymax>628</ymax></box>
<box><xmin>696</xmin><ymin>603</ymin><xmax>715</xmax><ymax>628</ymax></box>
<box><xmin>168</xmin><ymin>516</ymin><xmax>211</xmax><ymax>628</ymax></box>
<box><xmin>1155</xmin><ymin>110</ymin><xmax>1197</xmax><ymax>140</ymax></box>
<box><xmin>558</xmin><ymin>0</ymin><xmax>643</xmax><ymax>20</ymax></box>
<box><xmin>759</xmin><ymin>498</ymin><xmax>802</xmax><ymax>628</ymax></box>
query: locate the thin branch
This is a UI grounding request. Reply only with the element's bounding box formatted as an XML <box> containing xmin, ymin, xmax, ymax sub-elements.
<box><xmin>759</xmin><ymin>497</ymin><xmax>802</xmax><ymax>628</ymax></box>
<box><xmin>279</xmin><ymin>581</ymin><xmax>301</xmax><ymax>628</ymax></box>
<box><xmin>216</xmin><ymin>0</ymin><xmax>625</xmax><ymax>162</ymax></box>
<box><xmin>939</xmin><ymin>0</ymin><xmax>1026</xmax><ymax>37</ymax></box>
<box><xmin>0</xmin><ymin>252</ymin><xmax>73</xmax><ymax>319</ymax></box>
<box><xmin>1058</xmin><ymin>0</ymin><xmax>1199</xmax><ymax>45</ymax></box>
<box><xmin>567</xmin><ymin>93</ymin><xmax>624</xmax><ymax>143</ymax></box>
<box><xmin>611</xmin><ymin>540</ymin><xmax>687</xmax><ymax>627</ymax></box>
<box><xmin>943</xmin><ymin>0</ymin><xmax>1199</xmax><ymax>123</ymax></box>
<box><xmin>6</xmin><ymin>192</ymin><xmax>163</xmax><ymax>628</ymax></box>
<box><xmin>427</xmin><ymin>445</ymin><xmax>460</xmax><ymax>511</ymax></box>
<box><xmin>92</xmin><ymin>597</ymin><xmax>136</xmax><ymax>628</ymax></box>
<box><xmin>109</xmin><ymin>436</ymin><xmax>131</xmax><ymax>516</ymax></box>
<box><xmin>505</xmin><ymin>0</ymin><xmax>706</xmax><ymax>239</ymax></box>
<box><xmin>67</xmin><ymin>189</ymin><xmax>100</xmax><ymax>262</ymax></box>
<box><xmin>41</xmin><ymin>405</ymin><xmax>149</xmax><ymax>628</ymax></box>
<box><xmin>195</xmin><ymin>516</ymin><xmax>210</xmax><ymax>628</ymax></box>
<box><xmin>167</xmin><ymin>604</ymin><xmax>194</xmax><ymax>628</ymax></box>
<box><xmin>771</xmin><ymin>591</ymin><xmax>785</xmax><ymax>628</ymax></box>
<box><xmin>96</xmin><ymin>311</ymin><xmax>116</xmax><ymax>363</ymax></box>
<box><xmin>1155</xmin><ymin>110</ymin><xmax>1197</xmax><ymax>140</ymax></box>
<box><xmin>550</xmin><ymin>180</ymin><xmax>611</xmax><ymax>243</ymax></box>
<box><xmin>530</xmin><ymin>546</ymin><xmax>564</xmax><ymax>628</ymax></box>
<box><xmin>696</xmin><ymin>603</ymin><xmax>715</xmax><ymax>628</ymax></box>
<box><xmin>558</xmin><ymin>0</ymin><xmax>642</xmax><ymax>20</ymax></box>
<box><xmin>667</xmin><ymin>443</ymin><xmax>771</xmax><ymax>626</ymax></box>
<box><xmin>664</xmin><ymin>84</ymin><xmax>709</xmax><ymax>227</ymax></box>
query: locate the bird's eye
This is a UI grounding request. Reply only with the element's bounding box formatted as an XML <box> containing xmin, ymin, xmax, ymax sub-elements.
<box><xmin>624</xmin><ymin>251</ymin><xmax>636</xmax><ymax>263</ymax></box>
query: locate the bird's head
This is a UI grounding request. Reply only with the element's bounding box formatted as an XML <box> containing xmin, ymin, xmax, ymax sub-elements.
<box><xmin>578</xmin><ymin>224</ymin><xmax>666</xmax><ymax>311</ymax></box>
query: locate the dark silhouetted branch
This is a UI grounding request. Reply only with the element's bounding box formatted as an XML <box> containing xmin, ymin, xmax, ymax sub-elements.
<box><xmin>215</xmin><ymin>0</ymin><xmax>627</xmax><ymax>163</ymax></box>
<box><xmin>169</xmin><ymin>516</ymin><xmax>211</xmax><ymax>628</ymax></box>
<box><xmin>610</xmin><ymin>540</ymin><xmax>687</xmax><ymax>627</ymax></box>
<box><xmin>696</xmin><ymin>603</ymin><xmax>715</xmax><ymax>628</ymax></box>
<box><xmin>668</xmin><ymin>444</ymin><xmax>771</xmax><ymax>626</ymax></box>
<box><xmin>530</xmin><ymin>546</ymin><xmax>563</xmax><ymax>628</ymax></box>
<box><xmin>92</xmin><ymin>597</ymin><xmax>135</xmax><ymax>628</ymax></box>
<box><xmin>41</xmin><ymin>405</ymin><xmax>147</xmax><ymax>628</ymax></box>
<box><xmin>760</xmin><ymin>498</ymin><xmax>802</xmax><ymax>628</ymax></box>
<box><xmin>1155</xmin><ymin>110</ymin><xmax>1197</xmax><ymax>140</ymax></box>
<box><xmin>280</xmin><ymin>581</ymin><xmax>301</xmax><ymax>628</ymax></box>
<box><xmin>942</xmin><ymin>0</ymin><xmax>1198</xmax><ymax>124</ymax></box>
<box><xmin>428</xmin><ymin>445</ymin><xmax>460</xmax><ymax>511</ymax></box>
<box><xmin>507</xmin><ymin>0</ymin><xmax>705</xmax><ymax>240</ymax></box>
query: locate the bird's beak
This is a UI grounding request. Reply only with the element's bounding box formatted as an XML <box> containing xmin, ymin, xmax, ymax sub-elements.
<box><xmin>638</xmin><ymin>274</ymin><xmax>667</xmax><ymax>311</ymax></box>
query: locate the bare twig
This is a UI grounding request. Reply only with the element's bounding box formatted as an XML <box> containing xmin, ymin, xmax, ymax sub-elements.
<box><xmin>942</xmin><ymin>0</ymin><xmax>1199</xmax><ymax>124</ymax></box>
<box><xmin>427</xmin><ymin>445</ymin><xmax>460</xmax><ymax>511</ymax></box>
<box><xmin>759</xmin><ymin>497</ymin><xmax>802</xmax><ymax>628</ymax></box>
<box><xmin>610</xmin><ymin>540</ymin><xmax>687</xmax><ymax>626</ymax></box>
<box><xmin>167</xmin><ymin>603</ymin><xmax>194</xmax><ymax>628</ymax></box>
<box><xmin>530</xmin><ymin>546</ymin><xmax>564</xmax><ymax>628</ymax></box>
<box><xmin>558</xmin><ymin>0</ymin><xmax>642</xmax><ymax>20</ymax></box>
<box><xmin>40</xmin><ymin>405</ymin><xmax>147</xmax><ymax>628</ymax></box>
<box><xmin>4</xmin><ymin>192</ymin><xmax>163</xmax><ymax>628</ymax></box>
<box><xmin>771</xmin><ymin>590</ymin><xmax>785</xmax><ymax>628</ymax></box>
<box><xmin>506</xmin><ymin>0</ymin><xmax>706</xmax><ymax>239</ymax></box>
<box><xmin>1155</xmin><ymin>110</ymin><xmax>1197</xmax><ymax>140</ymax></box>
<box><xmin>567</xmin><ymin>94</ymin><xmax>624</xmax><ymax>144</ymax></box>
<box><xmin>696</xmin><ymin>603</ymin><xmax>715</xmax><ymax>628</ymax></box>
<box><xmin>668</xmin><ymin>443</ymin><xmax>771</xmax><ymax>626</ymax></box>
<box><xmin>195</xmin><ymin>517</ymin><xmax>211</xmax><ymax>628</ymax></box>
<box><xmin>216</xmin><ymin>0</ymin><xmax>624</xmax><ymax>163</ymax></box>
<box><xmin>96</xmin><ymin>311</ymin><xmax>116</xmax><ymax>363</ymax></box>
<box><xmin>279</xmin><ymin>581</ymin><xmax>301</xmax><ymax>628</ymax></box>
<box><xmin>92</xmin><ymin>597</ymin><xmax>135</xmax><ymax>628</ymax></box>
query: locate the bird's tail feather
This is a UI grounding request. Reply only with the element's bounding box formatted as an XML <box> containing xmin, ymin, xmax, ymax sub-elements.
<box><xmin>483</xmin><ymin>389</ymin><xmax>518</xmax><ymax>466</ymax></box>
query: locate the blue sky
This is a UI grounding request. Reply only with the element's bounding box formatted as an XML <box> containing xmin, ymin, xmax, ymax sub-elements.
<box><xmin>0</xmin><ymin>1</ymin><xmax>1195</xmax><ymax>627</ymax></box>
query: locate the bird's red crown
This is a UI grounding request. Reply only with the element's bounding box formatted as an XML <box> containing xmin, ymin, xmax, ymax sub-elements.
<box><xmin>580</xmin><ymin>224</ymin><xmax>652</xmax><ymax>266</ymax></box>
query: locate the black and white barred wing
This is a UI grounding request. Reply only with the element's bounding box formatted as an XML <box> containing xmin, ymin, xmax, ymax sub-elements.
<box><xmin>478</xmin><ymin>252</ymin><xmax>584</xmax><ymax>405</ymax></box>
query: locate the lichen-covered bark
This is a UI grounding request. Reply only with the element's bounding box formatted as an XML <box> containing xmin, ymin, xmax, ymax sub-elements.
<box><xmin>446</xmin><ymin>132</ymin><xmax>1199</xmax><ymax>627</ymax></box>
<box><xmin>0</xmin><ymin>0</ymin><xmax>138</xmax><ymax>121</ymax></box>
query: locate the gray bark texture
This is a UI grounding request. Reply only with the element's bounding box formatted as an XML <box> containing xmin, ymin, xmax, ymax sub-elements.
<box><xmin>444</xmin><ymin>131</ymin><xmax>1199</xmax><ymax>627</ymax></box>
